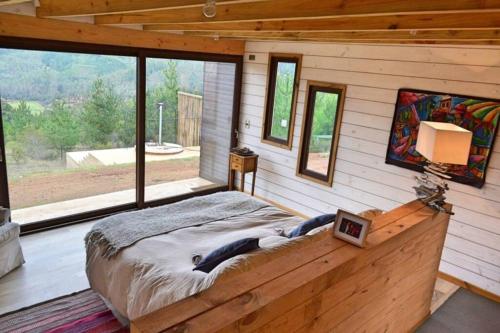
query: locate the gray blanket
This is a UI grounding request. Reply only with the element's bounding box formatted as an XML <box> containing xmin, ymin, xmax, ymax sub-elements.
<box><xmin>85</xmin><ymin>191</ymin><xmax>269</xmax><ymax>259</ymax></box>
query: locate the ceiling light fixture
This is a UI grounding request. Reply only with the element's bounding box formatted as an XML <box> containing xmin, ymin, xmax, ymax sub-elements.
<box><xmin>203</xmin><ymin>0</ymin><xmax>217</xmax><ymax>18</ymax></box>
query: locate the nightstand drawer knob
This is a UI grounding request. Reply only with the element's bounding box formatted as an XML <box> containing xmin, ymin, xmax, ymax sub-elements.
<box><xmin>232</xmin><ymin>155</ymin><xmax>243</xmax><ymax>164</ymax></box>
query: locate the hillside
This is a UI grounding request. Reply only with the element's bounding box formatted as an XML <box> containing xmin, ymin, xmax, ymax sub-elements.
<box><xmin>0</xmin><ymin>48</ymin><xmax>204</xmax><ymax>107</ymax></box>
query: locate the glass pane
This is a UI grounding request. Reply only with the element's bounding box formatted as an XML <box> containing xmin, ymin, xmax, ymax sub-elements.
<box><xmin>0</xmin><ymin>48</ymin><xmax>136</xmax><ymax>225</ymax></box>
<box><xmin>305</xmin><ymin>91</ymin><xmax>339</xmax><ymax>175</ymax></box>
<box><xmin>144</xmin><ymin>59</ymin><xmax>235</xmax><ymax>202</ymax></box>
<box><xmin>270</xmin><ymin>61</ymin><xmax>296</xmax><ymax>140</ymax></box>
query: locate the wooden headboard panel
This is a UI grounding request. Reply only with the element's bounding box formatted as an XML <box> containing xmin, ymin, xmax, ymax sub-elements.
<box><xmin>131</xmin><ymin>200</ymin><xmax>450</xmax><ymax>333</ymax></box>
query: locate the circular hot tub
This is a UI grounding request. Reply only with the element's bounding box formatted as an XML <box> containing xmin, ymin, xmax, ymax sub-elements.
<box><xmin>145</xmin><ymin>143</ymin><xmax>184</xmax><ymax>155</ymax></box>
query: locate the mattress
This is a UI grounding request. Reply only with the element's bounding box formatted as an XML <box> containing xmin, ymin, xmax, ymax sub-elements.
<box><xmin>86</xmin><ymin>201</ymin><xmax>307</xmax><ymax>320</ymax></box>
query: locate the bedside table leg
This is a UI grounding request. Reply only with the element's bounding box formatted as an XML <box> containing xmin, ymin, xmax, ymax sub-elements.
<box><xmin>228</xmin><ymin>170</ymin><xmax>235</xmax><ymax>191</ymax></box>
<box><xmin>251</xmin><ymin>170</ymin><xmax>256</xmax><ymax>196</ymax></box>
<box><xmin>240</xmin><ymin>172</ymin><xmax>245</xmax><ymax>193</ymax></box>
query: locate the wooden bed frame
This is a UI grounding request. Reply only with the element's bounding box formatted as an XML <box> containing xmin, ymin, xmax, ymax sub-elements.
<box><xmin>131</xmin><ymin>200</ymin><xmax>450</xmax><ymax>333</ymax></box>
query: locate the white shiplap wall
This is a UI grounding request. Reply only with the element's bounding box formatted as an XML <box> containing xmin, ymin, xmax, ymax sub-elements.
<box><xmin>237</xmin><ymin>41</ymin><xmax>500</xmax><ymax>296</ymax></box>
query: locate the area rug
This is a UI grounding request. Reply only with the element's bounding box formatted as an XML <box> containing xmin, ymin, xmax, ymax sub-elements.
<box><xmin>0</xmin><ymin>289</ymin><xmax>128</xmax><ymax>333</ymax></box>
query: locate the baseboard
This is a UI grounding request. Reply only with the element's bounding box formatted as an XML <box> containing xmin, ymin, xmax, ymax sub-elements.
<box><xmin>437</xmin><ymin>271</ymin><xmax>500</xmax><ymax>303</ymax></box>
<box><xmin>244</xmin><ymin>191</ymin><xmax>310</xmax><ymax>219</ymax></box>
<box><xmin>431</xmin><ymin>278</ymin><xmax>459</xmax><ymax>313</ymax></box>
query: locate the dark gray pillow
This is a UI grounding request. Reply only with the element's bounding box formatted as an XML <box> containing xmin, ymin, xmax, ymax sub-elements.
<box><xmin>288</xmin><ymin>214</ymin><xmax>336</xmax><ymax>238</ymax></box>
<box><xmin>193</xmin><ymin>238</ymin><xmax>260</xmax><ymax>273</ymax></box>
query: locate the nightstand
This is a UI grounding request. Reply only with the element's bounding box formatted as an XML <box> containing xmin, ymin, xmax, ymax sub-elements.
<box><xmin>228</xmin><ymin>153</ymin><xmax>259</xmax><ymax>196</ymax></box>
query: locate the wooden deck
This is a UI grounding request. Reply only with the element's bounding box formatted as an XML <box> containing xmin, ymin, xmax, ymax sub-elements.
<box><xmin>13</xmin><ymin>177</ymin><xmax>216</xmax><ymax>225</ymax></box>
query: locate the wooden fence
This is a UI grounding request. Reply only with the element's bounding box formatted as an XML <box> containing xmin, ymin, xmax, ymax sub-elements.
<box><xmin>177</xmin><ymin>92</ymin><xmax>202</xmax><ymax>147</ymax></box>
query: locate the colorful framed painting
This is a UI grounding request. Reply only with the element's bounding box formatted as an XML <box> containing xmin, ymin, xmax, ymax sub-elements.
<box><xmin>386</xmin><ymin>89</ymin><xmax>499</xmax><ymax>188</ymax></box>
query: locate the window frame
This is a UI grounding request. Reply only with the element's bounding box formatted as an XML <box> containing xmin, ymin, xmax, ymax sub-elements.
<box><xmin>0</xmin><ymin>36</ymin><xmax>243</xmax><ymax>234</ymax></box>
<box><xmin>261</xmin><ymin>53</ymin><xmax>302</xmax><ymax>150</ymax></box>
<box><xmin>296</xmin><ymin>81</ymin><xmax>346</xmax><ymax>186</ymax></box>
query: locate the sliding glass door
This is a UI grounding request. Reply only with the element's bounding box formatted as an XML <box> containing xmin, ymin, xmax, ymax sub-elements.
<box><xmin>0</xmin><ymin>48</ymin><xmax>137</xmax><ymax>226</ymax></box>
<box><xmin>144</xmin><ymin>57</ymin><xmax>237</xmax><ymax>203</ymax></box>
<box><xmin>0</xmin><ymin>40</ymin><xmax>242</xmax><ymax>232</ymax></box>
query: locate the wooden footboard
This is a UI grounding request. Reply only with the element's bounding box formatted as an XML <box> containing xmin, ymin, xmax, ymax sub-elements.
<box><xmin>131</xmin><ymin>200</ymin><xmax>450</xmax><ymax>333</ymax></box>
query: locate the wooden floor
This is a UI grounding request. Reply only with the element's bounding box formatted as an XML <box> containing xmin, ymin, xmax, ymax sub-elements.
<box><xmin>0</xmin><ymin>220</ymin><xmax>458</xmax><ymax>316</ymax></box>
<box><xmin>0</xmin><ymin>221</ymin><xmax>95</xmax><ymax>315</ymax></box>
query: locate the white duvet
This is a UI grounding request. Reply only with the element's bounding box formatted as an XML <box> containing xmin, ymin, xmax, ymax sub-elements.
<box><xmin>86</xmin><ymin>205</ymin><xmax>308</xmax><ymax>320</ymax></box>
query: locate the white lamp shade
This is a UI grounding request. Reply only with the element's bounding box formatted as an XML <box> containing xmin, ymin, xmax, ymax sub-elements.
<box><xmin>416</xmin><ymin>121</ymin><xmax>472</xmax><ymax>165</ymax></box>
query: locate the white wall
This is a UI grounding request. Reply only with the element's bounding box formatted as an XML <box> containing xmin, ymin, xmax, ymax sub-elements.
<box><xmin>238</xmin><ymin>41</ymin><xmax>500</xmax><ymax>296</ymax></box>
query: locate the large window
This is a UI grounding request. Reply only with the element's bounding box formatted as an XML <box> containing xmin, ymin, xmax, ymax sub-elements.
<box><xmin>297</xmin><ymin>82</ymin><xmax>346</xmax><ymax>186</ymax></box>
<box><xmin>0</xmin><ymin>49</ymin><xmax>137</xmax><ymax>225</ymax></box>
<box><xmin>0</xmin><ymin>41</ymin><xmax>242</xmax><ymax>232</ymax></box>
<box><xmin>262</xmin><ymin>53</ymin><xmax>301</xmax><ymax>149</ymax></box>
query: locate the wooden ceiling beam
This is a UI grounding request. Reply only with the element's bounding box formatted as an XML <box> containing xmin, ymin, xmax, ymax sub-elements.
<box><xmin>187</xmin><ymin>35</ymin><xmax>500</xmax><ymax>45</ymax></box>
<box><xmin>183</xmin><ymin>29</ymin><xmax>500</xmax><ymax>41</ymax></box>
<box><xmin>0</xmin><ymin>12</ymin><xmax>245</xmax><ymax>55</ymax></box>
<box><xmin>36</xmin><ymin>0</ymin><xmax>265</xmax><ymax>17</ymax></box>
<box><xmin>144</xmin><ymin>12</ymin><xmax>500</xmax><ymax>32</ymax></box>
<box><xmin>190</xmin><ymin>34</ymin><xmax>500</xmax><ymax>45</ymax></box>
<box><xmin>0</xmin><ymin>0</ymin><xmax>30</xmax><ymax>6</ymax></box>
<box><xmin>95</xmin><ymin>0</ymin><xmax>500</xmax><ymax>25</ymax></box>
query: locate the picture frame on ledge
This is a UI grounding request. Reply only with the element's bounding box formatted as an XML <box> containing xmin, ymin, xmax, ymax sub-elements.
<box><xmin>386</xmin><ymin>88</ymin><xmax>499</xmax><ymax>188</ymax></box>
<box><xmin>333</xmin><ymin>210</ymin><xmax>372</xmax><ymax>248</ymax></box>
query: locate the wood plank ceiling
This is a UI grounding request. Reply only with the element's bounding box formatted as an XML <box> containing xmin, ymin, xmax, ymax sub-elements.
<box><xmin>31</xmin><ymin>0</ymin><xmax>500</xmax><ymax>45</ymax></box>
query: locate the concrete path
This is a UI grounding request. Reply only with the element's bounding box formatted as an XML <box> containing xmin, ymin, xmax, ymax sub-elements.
<box><xmin>13</xmin><ymin>177</ymin><xmax>216</xmax><ymax>225</ymax></box>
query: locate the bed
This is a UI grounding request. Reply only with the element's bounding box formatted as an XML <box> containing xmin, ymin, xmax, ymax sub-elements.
<box><xmin>86</xmin><ymin>191</ymin><xmax>310</xmax><ymax>321</ymax></box>
<box><xmin>132</xmin><ymin>201</ymin><xmax>450</xmax><ymax>333</ymax></box>
<box><xmin>86</xmin><ymin>192</ymin><xmax>451</xmax><ymax>333</ymax></box>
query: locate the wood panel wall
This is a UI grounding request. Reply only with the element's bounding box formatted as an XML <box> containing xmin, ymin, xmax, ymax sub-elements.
<box><xmin>131</xmin><ymin>200</ymin><xmax>449</xmax><ymax>333</ymax></box>
<box><xmin>237</xmin><ymin>41</ymin><xmax>500</xmax><ymax>296</ymax></box>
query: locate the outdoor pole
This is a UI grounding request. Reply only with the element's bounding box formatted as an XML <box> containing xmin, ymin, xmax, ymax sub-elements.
<box><xmin>158</xmin><ymin>102</ymin><xmax>164</xmax><ymax>145</ymax></box>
